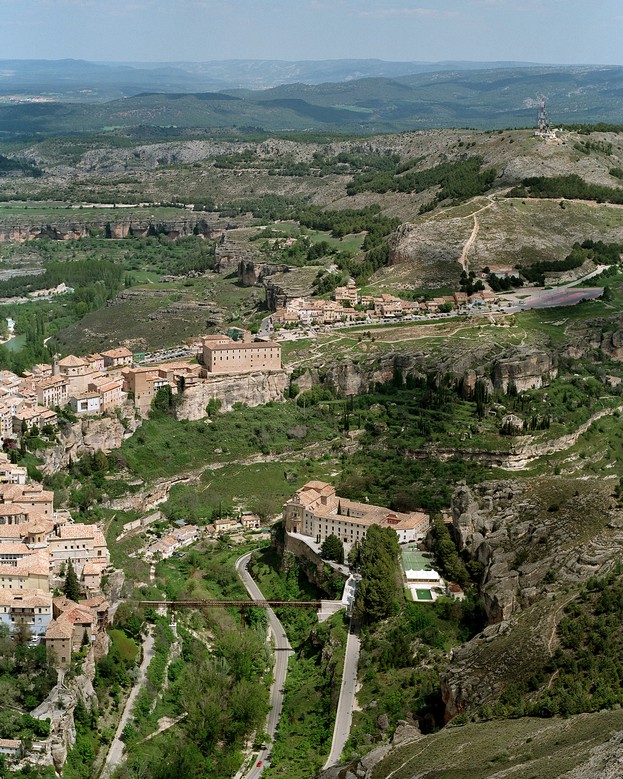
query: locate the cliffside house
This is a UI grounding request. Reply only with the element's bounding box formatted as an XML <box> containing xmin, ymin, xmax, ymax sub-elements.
<box><xmin>35</xmin><ymin>376</ymin><xmax>69</xmax><ymax>408</ymax></box>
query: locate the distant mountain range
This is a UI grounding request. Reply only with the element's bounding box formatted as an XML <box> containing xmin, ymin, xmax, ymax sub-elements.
<box><xmin>0</xmin><ymin>58</ymin><xmax>551</xmax><ymax>98</ymax></box>
<box><xmin>0</xmin><ymin>61</ymin><xmax>622</xmax><ymax>138</ymax></box>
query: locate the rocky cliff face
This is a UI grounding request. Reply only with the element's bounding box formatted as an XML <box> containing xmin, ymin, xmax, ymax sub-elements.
<box><xmin>452</xmin><ymin>478</ymin><xmax>619</xmax><ymax>622</ymax></box>
<box><xmin>263</xmin><ymin>267</ymin><xmax>318</xmax><ymax>311</ymax></box>
<box><xmin>296</xmin><ymin>347</ymin><xmax>556</xmax><ymax>400</ymax></box>
<box><xmin>564</xmin><ymin>319</ymin><xmax>623</xmax><ymax>362</ymax></box>
<box><xmin>440</xmin><ymin>477</ymin><xmax>623</xmax><ymax>719</ymax></box>
<box><xmin>37</xmin><ymin>407</ymin><xmax>141</xmax><ymax>474</ymax></box>
<box><xmin>174</xmin><ymin>369</ymin><xmax>289</xmax><ymax>419</ymax></box>
<box><xmin>237</xmin><ymin>260</ymin><xmax>290</xmax><ymax>287</ymax></box>
<box><xmin>215</xmin><ymin>241</ymin><xmax>259</xmax><ymax>275</ymax></box>
<box><xmin>387</xmin><ymin>219</ymin><xmax>470</xmax><ymax>288</ymax></box>
<box><xmin>31</xmin><ymin>645</ymin><xmax>103</xmax><ymax>773</ymax></box>
<box><xmin>491</xmin><ymin>349</ymin><xmax>557</xmax><ymax>393</ymax></box>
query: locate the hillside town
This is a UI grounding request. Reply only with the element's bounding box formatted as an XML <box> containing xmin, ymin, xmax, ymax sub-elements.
<box><xmin>271</xmin><ymin>284</ymin><xmax>499</xmax><ymax>327</ymax></box>
<box><xmin>0</xmin><ymin>332</ymin><xmax>284</xmax><ymax>436</ymax></box>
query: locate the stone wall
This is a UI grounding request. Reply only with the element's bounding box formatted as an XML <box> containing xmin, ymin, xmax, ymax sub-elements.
<box><xmin>284</xmin><ymin>532</ymin><xmax>348</xmax><ymax>597</ymax></box>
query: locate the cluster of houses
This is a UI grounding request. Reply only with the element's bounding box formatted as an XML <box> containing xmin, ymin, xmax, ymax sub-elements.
<box><xmin>0</xmin><ymin>348</ymin><xmax>134</xmax><ymax>438</ymax></box>
<box><xmin>271</xmin><ymin>285</ymin><xmax>499</xmax><ymax>327</ymax></box>
<box><xmin>144</xmin><ymin>512</ymin><xmax>261</xmax><ymax>559</ymax></box>
<box><xmin>0</xmin><ymin>472</ymin><xmax>111</xmax><ymax>668</ymax></box>
<box><xmin>145</xmin><ymin>524</ymin><xmax>199</xmax><ymax>559</ymax></box>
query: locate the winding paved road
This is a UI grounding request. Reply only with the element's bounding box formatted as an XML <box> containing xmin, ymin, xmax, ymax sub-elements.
<box><xmin>236</xmin><ymin>552</ymin><xmax>294</xmax><ymax>779</ymax></box>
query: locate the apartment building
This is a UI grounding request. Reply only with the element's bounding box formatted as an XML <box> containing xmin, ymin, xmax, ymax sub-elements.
<box><xmin>35</xmin><ymin>376</ymin><xmax>69</xmax><ymax>408</ymax></box>
<box><xmin>0</xmin><ymin>588</ymin><xmax>52</xmax><ymax>637</ymax></box>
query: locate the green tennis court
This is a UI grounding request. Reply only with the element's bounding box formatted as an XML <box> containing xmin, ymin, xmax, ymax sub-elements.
<box><xmin>402</xmin><ymin>547</ymin><xmax>434</xmax><ymax>570</ymax></box>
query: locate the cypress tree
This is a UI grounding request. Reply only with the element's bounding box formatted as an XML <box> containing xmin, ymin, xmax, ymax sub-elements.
<box><xmin>63</xmin><ymin>560</ymin><xmax>81</xmax><ymax>602</ymax></box>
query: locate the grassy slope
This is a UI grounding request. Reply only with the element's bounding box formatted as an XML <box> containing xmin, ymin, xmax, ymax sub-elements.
<box><xmin>52</xmin><ymin>274</ymin><xmax>260</xmax><ymax>353</ymax></box>
<box><xmin>371</xmin><ymin>709</ymin><xmax>623</xmax><ymax>779</ymax></box>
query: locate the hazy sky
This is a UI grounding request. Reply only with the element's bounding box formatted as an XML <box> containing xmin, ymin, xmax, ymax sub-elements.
<box><xmin>2</xmin><ymin>0</ymin><xmax>621</xmax><ymax>65</ymax></box>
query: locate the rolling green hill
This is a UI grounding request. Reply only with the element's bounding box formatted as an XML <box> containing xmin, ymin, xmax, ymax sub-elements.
<box><xmin>2</xmin><ymin>66</ymin><xmax>623</xmax><ymax>138</ymax></box>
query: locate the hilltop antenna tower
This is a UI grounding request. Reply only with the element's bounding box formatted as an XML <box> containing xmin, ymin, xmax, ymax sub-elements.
<box><xmin>535</xmin><ymin>96</ymin><xmax>557</xmax><ymax>139</ymax></box>
<box><xmin>536</xmin><ymin>96</ymin><xmax>549</xmax><ymax>134</ymax></box>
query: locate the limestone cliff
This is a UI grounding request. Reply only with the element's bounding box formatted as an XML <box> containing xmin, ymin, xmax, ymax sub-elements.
<box><xmin>263</xmin><ymin>266</ymin><xmax>318</xmax><ymax>311</ymax></box>
<box><xmin>564</xmin><ymin>318</ymin><xmax>623</xmax><ymax>362</ymax></box>
<box><xmin>295</xmin><ymin>348</ymin><xmax>556</xmax><ymax>399</ymax></box>
<box><xmin>37</xmin><ymin>407</ymin><xmax>141</xmax><ymax>474</ymax></box>
<box><xmin>491</xmin><ymin>349</ymin><xmax>557</xmax><ymax>393</ymax></box>
<box><xmin>440</xmin><ymin>477</ymin><xmax>623</xmax><ymax>719</ymax></box>
<box><xmin>174</xmin><ymin>369</ymin><xmax>289</xmax><ymax>419</ymax></box>
<box><xmin>31</xmin><ymin>644</ymin><xmax>103</xmax><ymax>773</ymax></box>
<box><xmin>215</xmin><ymin>241</ymin><xmax>259</xmax><ymax>275</ymax></box>
<box><xmin>0</xmin><ymin>218</ymin><xmax>215</xmax><ymax>244</ymax></box>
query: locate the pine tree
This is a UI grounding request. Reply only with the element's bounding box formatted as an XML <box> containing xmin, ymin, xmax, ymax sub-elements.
<box><xmin>63</xmin><ymin>560</ymin><xmax>81</xmax><ymax>602</ymax></box>
<box><xmin>321</xmin><ymin>534</ymin><xmax>345</xmax><ymax>564</ymax></box>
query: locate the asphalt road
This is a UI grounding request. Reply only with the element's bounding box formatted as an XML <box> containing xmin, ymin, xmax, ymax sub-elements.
<box><xmin>323</xmin><ymin>620</ymin><xmax>361</xmax><ymax>769</ymax></box>
<box><xmin>236</xmin><ymin>552</ymin><xmax>294</xmax><ymax>779</ymax></box>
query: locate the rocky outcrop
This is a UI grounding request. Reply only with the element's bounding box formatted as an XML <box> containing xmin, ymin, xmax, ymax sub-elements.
<box><xmin>237</xmin><ymin>260</ymin><xmax>290</xmax><ymax>287</ymax></box>
<box><xmin>387</xmin><ymin>219</ymin><xmax>470</xmax><ymax>288</ymax></box>
<box><xmin>323</xmin><ymin>355</ymin><xmax>425</xmax><ymax>396</ymax></box>
<box><xmin>174</xmin><ymin>369</ymin><xmax>289</xmax><ymax>419</ymax></box>
<box><xmin>37</xmin><ymin>407</ymin><xmax>141</xmax><ymax>474</ymax></box>
<box><xmin>452</xmin><ymin>478</ymin><xmax>621</xmax><ymax>622</ymax></box>
<box><xmin>106</xmin><ymin>475</ymin><xmax>193</xmax><ymax>513</ymax></box>
<box><xmin>295</xmin><ymin>347</ymin><xmax>556</xmax><ymax>400</ymax></box>
<box><xmin>215</xmin><ymin>242</ymin><xmax>259</xmax><ymax>275</ymax></box>
<box><xmin>492</xmin><ymin>349</ymin><xmax>557</xmax><ymax>393</ymax></box>
<box><xmin>31</xmin><ymin>645</ymin><xmax>102</xmax><ymax>773</ymax></box>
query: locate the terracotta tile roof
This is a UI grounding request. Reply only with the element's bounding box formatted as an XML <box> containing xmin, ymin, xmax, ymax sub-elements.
<box><xmin>0</xmin><ymin>525</ymin><xmax>28</xmax><ymax>539</ymax></box>
<box><xmin>45</xmin><ymin>619</ymin><xmax>74</xmax><ymax>639</ymax></box>
<box><xmin>81</xmin><ymin>595</ymin><xmax>109</xmax><ymax>610</ymax></box>
<box><xmin>82</xmin><ymin>561</ymin><xmax>106</xmax><ymax>575</ymax></box>
<box><xmin>58</xmin><ymin>355</ymin><xmax>88</xmax><ymax>368</ymax></box>
<box><xmin>0</xmin><ymin>739</ymin><xmax>21</xmax><ymax>749</ymax></box>
<box><xmin>0</xmin><ymin>542</ymin><xmax>33</xmax><ymax>556</ymax></box>
<box><xmin>36</xmin><ymin>375</ymin><xmax>69</xmax><ymax>389</ymax></box>
<box><xmin>55</xmin><ymin>524</ymin><xmax>97</xmax><ymax>540</ymax></box>
<box><xmin>101</xmin><ymin>347</ymin><xmax>132</xmax><ymax>359</ymax></box>
<box><xmin>206</xmin><ymin>340</ymin><xmax>280</xmax><ymax>352</ymax></box>
<box><xmin>58</xmin><ymin>607</ymin><xmax>94</xmax><ymax>626</ymax></box>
